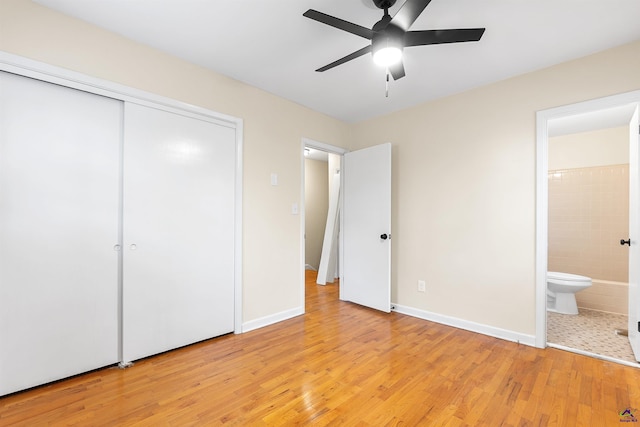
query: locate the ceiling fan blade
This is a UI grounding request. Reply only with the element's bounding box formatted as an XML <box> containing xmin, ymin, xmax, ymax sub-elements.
<box><xmin>316</xmin><ymin>46</ymin><xmax>373</xmax><ymax>72</ymax></box>
<box><xmin>405</xmin><ymin>28</ymin><xmax>486</xmax><ymax>46</ymax></box>
<box><xmin>391</xmin><ymin>0</ymin><xmax>433</xmax><ymax>31</ymax></box>
<box><xmin>389</xmin><ymin>61</ymin><xmax>406</xmax><ymax>80</ymax></box>
<box><xmin>303</xmin><ymin>9</ymin><xmax>374</xmax><ymax>40</ymax></box>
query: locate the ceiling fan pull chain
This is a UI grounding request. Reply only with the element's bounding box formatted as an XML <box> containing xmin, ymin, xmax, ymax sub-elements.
<box><xmin>385</xmin><ymin>69</ymin><xmax>390</xmax><ymax>98</ymax></box>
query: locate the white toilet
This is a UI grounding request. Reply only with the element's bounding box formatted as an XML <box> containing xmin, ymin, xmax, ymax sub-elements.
<box><xmin>547</xmin><ymin>271</ymin><xmax>592</xmax><ymax>315</ymax></box>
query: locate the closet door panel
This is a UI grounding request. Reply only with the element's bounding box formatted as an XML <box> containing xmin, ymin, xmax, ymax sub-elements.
<box><xmin>0</xmin><ymin>72</ymin><xmax>121</xmax><ymax>395</ymax></box>
<box><xmin>123</xmin><ymin>103</ymin><xmax>235</xmax><ymax>362</ymax></box>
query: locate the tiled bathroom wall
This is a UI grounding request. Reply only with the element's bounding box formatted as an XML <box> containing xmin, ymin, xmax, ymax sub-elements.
<box><xmin>548</xmin><ymin>164</ymin><xmax>629</xmax><ymax>314</ymax></box>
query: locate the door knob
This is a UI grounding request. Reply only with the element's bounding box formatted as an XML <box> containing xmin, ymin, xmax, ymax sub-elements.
<box><xmin>621</xmin><ymin>239</ymin><xmax>631</xmax><ymax>246</ymax></box>
<box><xmin>380</xmin><ymin>234</ymin><xmax>388</xmax><ymax>240</ymax></box>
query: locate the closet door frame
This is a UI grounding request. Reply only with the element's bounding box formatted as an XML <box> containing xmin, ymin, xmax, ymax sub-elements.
<box><xmin>0</xmin><ymin>51</ymin><xmax>244</xmax><ymax>340</ymax></box>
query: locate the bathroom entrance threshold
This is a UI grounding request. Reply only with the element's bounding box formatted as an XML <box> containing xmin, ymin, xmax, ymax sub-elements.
<box><xmin>547</xmin><ymin>308</ymin><xmax>639</xmax><ymax>366</ymax></box>
<box><xmin>547</xmin><ymin>343</ymin><xmax>639</xmax><ymax>368</ymax></box>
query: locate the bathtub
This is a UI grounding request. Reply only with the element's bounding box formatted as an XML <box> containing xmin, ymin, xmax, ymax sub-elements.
<box><xmin>575</xmin><ymin>279</ymin><xmax>628</xmax><ymax>315</ymax></box>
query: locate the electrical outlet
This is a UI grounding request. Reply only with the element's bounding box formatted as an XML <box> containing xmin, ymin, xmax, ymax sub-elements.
<box><xmin>418</xmin><ymin>280</ymin><xmax>426</xmax><ymax>293</ymax></box>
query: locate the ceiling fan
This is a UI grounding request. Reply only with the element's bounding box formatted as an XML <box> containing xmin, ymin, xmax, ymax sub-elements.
<box><xmin>303</xmin><ymin>0</ymin><xmax>485</xmax><ymax>81</ymax></box>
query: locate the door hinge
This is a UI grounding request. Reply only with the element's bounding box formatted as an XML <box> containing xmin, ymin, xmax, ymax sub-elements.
<box><xmin>637</xmin><ymin>321</ymin><xmax>640</xmax><ymax>333</ymax></box>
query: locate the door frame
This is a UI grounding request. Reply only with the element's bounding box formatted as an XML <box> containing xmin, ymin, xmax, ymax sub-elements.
<box><xmin>0</xmin><ymin>51</ymin><xmax>244</xmax><ymax>335</ymax></box>
<box><xmin>300</xmin><ymin>138</ymin><xmax>347</xmax><ymax>310</ymax></box>
<box><xmin>535</xmin><ymin>90</ymin><xmax>640</xmax><ymax>349</ymax></box>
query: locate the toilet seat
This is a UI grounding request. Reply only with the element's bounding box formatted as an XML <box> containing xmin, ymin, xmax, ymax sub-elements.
<box><xmin>547</xmin><ymin>271</ymin><xmax>591</xmax><ymax>285</ymax></box>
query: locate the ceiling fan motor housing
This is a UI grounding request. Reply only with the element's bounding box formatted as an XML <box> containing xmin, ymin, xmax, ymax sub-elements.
<box><xmin>372</xmin><ymin>23</ymin><xmax>405</xmax><ymax>56</ymax></box>
<box><xmin>373</xmin><ymin>0</ymin><xmax>397</xmax><ymax>9</ymax></box>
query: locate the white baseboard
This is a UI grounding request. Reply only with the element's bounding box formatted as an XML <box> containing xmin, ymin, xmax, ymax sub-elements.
<box><xmin>241</xmin><ymin>303</ymin><xmax>536</xmax><ymax>346</ymax></box>
<box><xmin>392</xmin><ymin>303</ymin><xmax>536</xmax><ymax>347</ymax></box>
<box><xmin>242</xmin><ymin>306</ymin><xmax>304</xmax><ymax>333</ymax></box>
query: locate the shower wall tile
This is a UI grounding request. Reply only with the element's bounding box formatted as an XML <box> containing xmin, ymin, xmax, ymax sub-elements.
<box><xmin>548</xmin><ymin>164</ymin><xmax>629</xmax><ymax>284</ymax></box>
<box><xmin>576</xmin><ymin>281</ymin><xmax>628</xmax><ymax>315</ymax></box>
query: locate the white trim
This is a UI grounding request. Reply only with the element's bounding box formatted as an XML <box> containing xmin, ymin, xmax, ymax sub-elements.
<box><xmin>392</xmin><ymin>304</ymin><xmax>536</xmax><ymax>347</ymax></box>
<box><xmin>0</xmin><ymin>51</ymin><xmax>244</xmax><ymax>336</ymax></box>
<box><xmin>302</xmin><ymin>138</ymin><xmax>348</xmax><ymax>155</ymax></box>
<box><xmin>0</xmin><ymin>52</ymin><xmax>237</xmax><ymax>128</ymax></box>
<box><xmin>117</xmin><ymin>104</ymin><xmax>125</xmax><ymax>361</ymax></box>
<box><xmin>535</xmin><ymin>90</ymin><xmax>640</xmax><ymax>348</ymax></box>
<box><xmin>535</xmin><ymin>110</ymin><xmax>550</xmax><ymax>348</ymax></box>
<box><xmin>234</xmin><ymin>122</ymin><xmax>244</xmax><ymax>334</ymax></box>
<box><xmin>339</xmin><ymin>158</ymin><xmax>346</xmax><ymax>303</ymax></box>
<box><xmin>300</xmin><ymin>141</ymin><xmax>307</xmax><ymax>312</ymax></box>
<box><xmin>242</xmin><ymin>307</ymin><xmax>304</xmax><ymax>333</ymax></box>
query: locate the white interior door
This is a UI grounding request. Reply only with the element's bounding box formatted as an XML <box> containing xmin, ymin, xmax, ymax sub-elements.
<box><xmin>122</xmin><ymin>103</ymin><xmax>235</xmax><ymax>362</ymax></box>
<box><xmin>341</xmin><ymin>143</ymin><xmax>391</xmax><ymax>312</ymax></box>
<box><xmin>628</xmin><ymin>106</ymin><xmax>640</xmax><ymax>360</ymax></box>
<box><xmin>0</xmin><ymin>72</ymin><xmax>121</xmax><ymax>395</ymax></box>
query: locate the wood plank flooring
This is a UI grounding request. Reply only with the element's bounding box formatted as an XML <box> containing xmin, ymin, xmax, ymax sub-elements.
<box><xmin>2</xmin><ymin>271</ymin><xmax>640</xmax><ymax>425</ymax></box>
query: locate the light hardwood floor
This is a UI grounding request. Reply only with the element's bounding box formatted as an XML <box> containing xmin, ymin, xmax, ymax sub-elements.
<box><xmin>2</xmin><ymin>271</ymin><xmax>640</xmax><ymax>426</ymax></box>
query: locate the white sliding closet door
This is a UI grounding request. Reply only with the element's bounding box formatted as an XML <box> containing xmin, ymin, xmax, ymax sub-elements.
<box><xmin>0</xmin><ymin>72</ymin><xmax>121</xmax><ymax>395</ymax></box>
<box><xmin>122</xmin><ymin>103</ymin><xmax>235</xmax><ymax>362</ymax></box>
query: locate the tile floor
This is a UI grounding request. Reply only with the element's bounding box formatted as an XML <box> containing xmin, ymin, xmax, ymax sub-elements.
<box><xmin>547</xmin><ymin>308</ymin><xmax>638</xmax><ymax>364</ymax></box>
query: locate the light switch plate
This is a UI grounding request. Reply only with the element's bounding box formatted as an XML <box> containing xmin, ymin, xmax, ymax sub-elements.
<box><xmin>418</xmin><ymin>280</ymin><xmax>426</xmax><ymax>292</ymax></box>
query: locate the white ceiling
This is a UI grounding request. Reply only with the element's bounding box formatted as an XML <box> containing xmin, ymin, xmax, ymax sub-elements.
<box><xmin>34</xmin><ymin>0</ymin><xmax>640</xmax><ymax>123</ymax></box>
<box><xmin>305</xmin><ymin>147</ymin><xmax>329</xmax><ymax>162</ymax></box>
<box><xmin>549</xmin><ymin>104</ymin><xmax>639</xmax><ymax>137</ymax></box>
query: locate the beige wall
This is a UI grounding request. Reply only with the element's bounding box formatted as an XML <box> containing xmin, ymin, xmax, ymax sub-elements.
<box><xmin>2</xmin><ymin>0</ymin><xmax>640</xmax><ymax>339</ymax></box>
<box><xmin>350</xmin><ymin>40</ymin><xmax>640</xmax><ymax>335</ymax></box>
<box><xmin>0</xmin><ymin>0</ymin><xmax>350</xmax><ymax>324</ymax></box>
<box><xmin>304</xmin><ymin>159</ymin><xmax>329</xmax><ymax>269</ymax></box>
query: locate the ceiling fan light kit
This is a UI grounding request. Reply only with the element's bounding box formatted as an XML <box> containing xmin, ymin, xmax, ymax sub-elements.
<box><xmin>303</xmin><ymin>0</ymin><xmax>485</xmax><ymax>90</ymax></box>
<box><xmin>373</xmin><ymin>46</ymin><xmax>402</xmax><ymax>67</ymax></box>
<box><xmin>372</xmin><ymin>24</ymin><xmax>404</xmax><ymax>67</ymax></box>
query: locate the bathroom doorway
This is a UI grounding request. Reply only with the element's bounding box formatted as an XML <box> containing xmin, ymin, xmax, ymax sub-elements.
<box><xmin>547</xmin><ymin>123</ymin><xmax>633</xmax><ymax>362</ymax></box>
<box><xmin>536</xmin><ymin>92</ymin><xmax>640</xmax><ymax>366</ymax></box>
